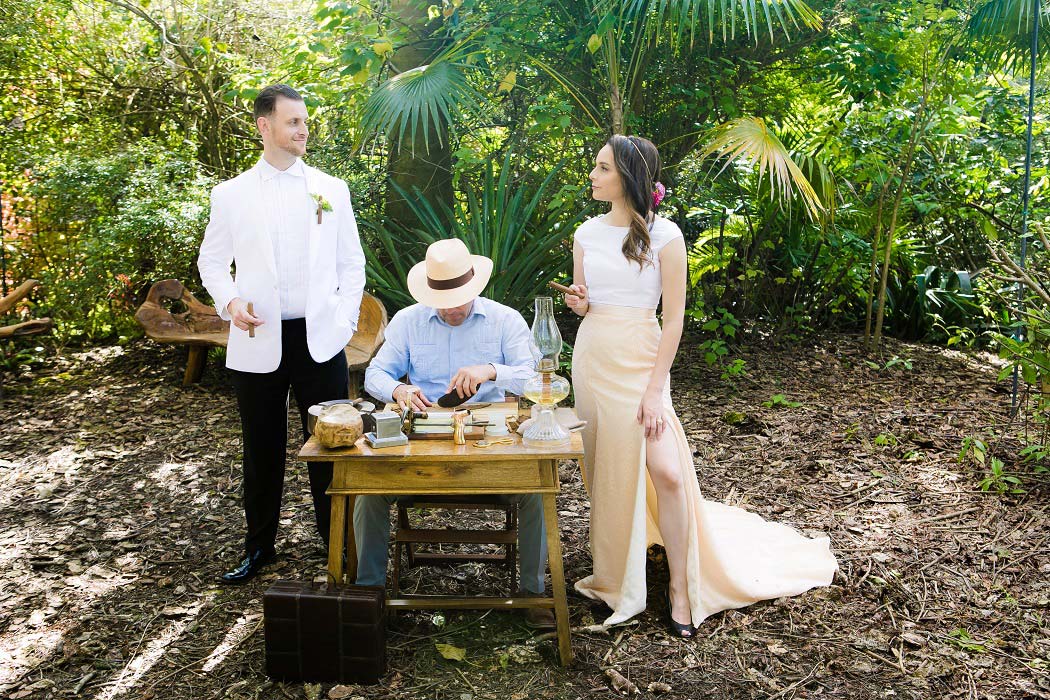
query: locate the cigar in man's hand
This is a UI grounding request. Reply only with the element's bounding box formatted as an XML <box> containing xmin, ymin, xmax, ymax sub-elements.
<box><xmin>246</xmin><ymin>302</ymin><xmax>256</xmax><ymax>338</ymax></box>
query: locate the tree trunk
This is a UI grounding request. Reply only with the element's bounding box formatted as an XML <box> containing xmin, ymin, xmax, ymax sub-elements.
<box><xmin>871</xmin><ymin>50</ymin><xmax>941</xmax><ymax>350</ymax></box>
<box><xmin>384</xmin><ymin>0</ymin><xmax>454</xmax><ymax>231</ymax></box>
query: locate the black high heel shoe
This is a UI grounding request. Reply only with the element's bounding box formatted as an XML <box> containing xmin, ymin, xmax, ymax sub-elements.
<box><xmin>666</xmin><ymin>589</ymin><xmax>695</xmax><ymax>639</ymax></box>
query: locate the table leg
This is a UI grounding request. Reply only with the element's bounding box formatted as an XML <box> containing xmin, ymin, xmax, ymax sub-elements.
<box><xmin>541</xmin><ymin>488</ymin><xmax>573</xmax><ymax>666</ymax></box>
<box><xmin>346</xmin><ymin>495</ymin><xmax>357</xmax><ymax>582</ymax></box>
<box><xmin>328</xmin><ymin>495</ymin><xmax>346</xmax><ymax>585</ymax></box>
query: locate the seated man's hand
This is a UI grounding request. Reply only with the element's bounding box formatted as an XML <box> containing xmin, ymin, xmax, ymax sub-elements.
<box><xmin>447</xmin><ymin>364</ymin><xmax>497</xmax><ymax>400</ymax></box>
<box><xmin>393</xmin><ymin>384</ymin><xmax>432</xmax><ymax>412</ymax></box>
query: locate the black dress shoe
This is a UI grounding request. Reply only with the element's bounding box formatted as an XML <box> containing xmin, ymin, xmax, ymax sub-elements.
<box><xmin>220</xmin><ymin>548</ymin><xmax>276</xmax><ymax>584</ymax></box>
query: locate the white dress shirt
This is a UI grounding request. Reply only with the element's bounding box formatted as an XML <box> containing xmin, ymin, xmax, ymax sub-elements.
<box><xmin>258</xmin><ymin>157</ymin><xmax>310</xmax><ymax>319</ymax></box>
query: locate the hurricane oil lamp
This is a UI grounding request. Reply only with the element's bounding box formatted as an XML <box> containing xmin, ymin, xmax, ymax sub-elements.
<box><xmin>522</xmin><ymin>296</ymin><xmax>571</xmax><ymax>447</ymax></box>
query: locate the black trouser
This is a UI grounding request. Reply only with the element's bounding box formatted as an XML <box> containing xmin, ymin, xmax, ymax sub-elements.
<box><xmin>229</xmin><ymin>318</ymin><xmax>348</xmax><ymax>554</ymax></box>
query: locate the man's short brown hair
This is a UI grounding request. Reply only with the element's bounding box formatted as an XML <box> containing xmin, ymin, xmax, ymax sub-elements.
<box><xmin>253</xmin><ymin>84</ymin><xmax>303</xmax><ymax>120</ymax></box>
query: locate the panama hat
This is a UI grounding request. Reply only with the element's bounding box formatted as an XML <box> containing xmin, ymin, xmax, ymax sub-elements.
<box><xmin>406</xmin><ymin>238</ymin><xmax>493</xmax><ymax>308</ymax></box>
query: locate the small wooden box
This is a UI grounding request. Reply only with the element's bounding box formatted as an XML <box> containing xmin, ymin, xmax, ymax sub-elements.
<box><xmin>263</xmin><ymin>580</ymin><xmax>386</xmax><ymax>684</ymax></box>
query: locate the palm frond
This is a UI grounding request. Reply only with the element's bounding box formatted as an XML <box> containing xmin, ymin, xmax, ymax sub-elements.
<box><xmin>358</xmin><ymin>61</ymin><xmax>486</xmax><ymax>154</ymax></box>
<box><xmin>702</xmin><ymin>117</ymin><xmax>825</xmax><ymax>220</ymax></box>
<box><xmin>607</xmin><ymin>0</ymin><xmax>822</xmax><ymax>45</ymax></box>
<box><xmin>966</xmin><ymin>0</ymin><xmax>1050</xmax><ymax>74</ymax></box>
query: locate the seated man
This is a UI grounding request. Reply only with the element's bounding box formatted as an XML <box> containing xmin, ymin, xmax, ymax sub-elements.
<box><xmin>358</xmin><ymin>238</ymin><xmax>554</xmax><ymax>629</ymax></box>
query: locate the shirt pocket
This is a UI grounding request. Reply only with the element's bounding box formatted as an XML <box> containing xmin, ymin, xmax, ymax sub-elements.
<box><xmin>478</xmin><ymin>340</ymin><xmax>504</xmax><ymax>366</ymax></box>
<box><xmin>408</xmin><ymin>342</ymin><xmax>434</xmax><ymax>378</ymax></box>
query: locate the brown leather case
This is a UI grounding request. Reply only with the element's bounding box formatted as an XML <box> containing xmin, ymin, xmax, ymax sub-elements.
<box><xmin>263</xmin><ymin>580</ymin><xmax>386</xmax><ymax>684</ymax></box>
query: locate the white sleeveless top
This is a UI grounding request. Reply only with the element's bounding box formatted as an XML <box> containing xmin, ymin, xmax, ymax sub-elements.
<box><xmin>574</xmin><ymin>215</ymin><xmax>684</xmax><ymax>309</ymax></box>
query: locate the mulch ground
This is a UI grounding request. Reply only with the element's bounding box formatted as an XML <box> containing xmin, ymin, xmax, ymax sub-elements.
<box><xmin>0</xmin><ymin>332</ymin><xmax>1047</xmax><ymax>700</ymax></box>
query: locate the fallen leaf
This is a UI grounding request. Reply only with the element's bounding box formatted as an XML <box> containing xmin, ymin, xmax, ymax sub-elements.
<box><xmin>902</xmin><ymin>631</ymin><xmax>926</xmax><ymax>647</ymax></box>
<box><xmin>328</xmin><ymin>686</ymin><xmax>354</xmax><ymax>699</ymax></box>
<box><xmin>435</xmin><ymin>643</ymin><xmax>466</xmax><ymax>662</ymax></box>
<box><xmin>647</xmin><ymin>682</ymin><xmax>673</xmax><ymax>694</ymax></box>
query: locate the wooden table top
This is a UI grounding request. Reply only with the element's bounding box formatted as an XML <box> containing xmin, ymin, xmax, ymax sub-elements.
<box><xmin>299</xmin><ymin>431</ymin><xmax>584</xmax><ymax>462</ymax></box>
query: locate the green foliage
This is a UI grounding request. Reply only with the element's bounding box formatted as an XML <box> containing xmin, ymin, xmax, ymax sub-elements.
<box><xmin>891</xmin><ymin>266</ymin><xmax>986</xmax><ymax>340</ymax></box>
<box><xmin>762</xmin><ymin>394</ymin><xmax>802</xmax><ymax>409</ymax></box>
<box><xmin>19</xmin><ymin>143</ymin><xmax>214</xmax><ymax>342</ymax></box>
<box><xmin>691</xmin><ymin>306</ymin><xmax>747</xmax><ymax>380</ymax></box>
<box><xmin>361</xmin><ymin>151</ymin><xmax>592</xmax><ymax>315</ymax></box>
<box><xmin>359</xmin><ymin>61</ymin><xmax>487</xmax><ymax>155</ymax></box>
<box><xmin>0</xmin><ymin>343</ymin><xmax>47</xmax><ymax>373</ymax></box>
<box><xmin>978</xmin><ymin>456</ymin><xmax>1025</xmax><ymax>495</ymax></box>
<box><xmin>4</xmin><ymin>0</ymin><xmax>1050</xmax><ymax>353</ymax></box>
<box><xmin>948</xmin><ymin>628</ymin><xmax>988</xmax><ymax>653</ymax></box>
<box><xmin>966</xmin><ymin>0</ymin><xmax>1050</xmax><ymax>74</ymax></box>
<box><xmin>994</xmin><ymin>321</ymin><xmax>1050</xmax><ymax>395</ymax></box>
<box><xmin>959</xmin><ymin>434</ymin><xmax>1028</xmax><ymax>496</ymax></box>
<box><xmin>873</xmin><ymin>432</ymin><xmax>898</xmax><ymax>446</ymax></box>
<box><xmin>1019</xmin><ymin>443</ymin><xmax>1050</xmax><ymax>475</ymax></box>
<box><xmin>865</xmin><ymin>355</ymin><xmax>914</xmax><ymax>371</ymax></box>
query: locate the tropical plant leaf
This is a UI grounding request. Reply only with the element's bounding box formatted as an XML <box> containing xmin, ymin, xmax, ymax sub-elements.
<box><xmin>358</xmin><ymin>61</ymin><xmax>486</xmax><ymax>154</ymax></box>
<box><xmin>606</xmin><ymin>0</ymin><xmax>823</xmax><ymax>45</ymax></box>
<box><xmin>966</xmin><ymin>0</ymin><xmax>1050</xmax><ymax>74</ymax></box>
<box><xmin>361</xmin><ymin>151</ymin><xmax>594</xmax><ymax>315</ymax></box>
<box><xmin>701</xmin><ymin>117</ymin><xmax>825</xmax><ymax>220</ymax></box>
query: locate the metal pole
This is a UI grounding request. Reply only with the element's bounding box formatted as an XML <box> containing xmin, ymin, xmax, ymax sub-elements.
<box><xmin>0</xmin><ymin>185</ymin><xmax>7</xmax><ymax>298</ymax></box>
<box><xmin>1011</xmin><ymin>0</ymin><xmax>1040</xmax><ymax>415</ymax></box>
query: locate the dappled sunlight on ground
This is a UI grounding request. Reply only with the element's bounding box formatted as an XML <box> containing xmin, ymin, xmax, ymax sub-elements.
<box><xmin>0</xmin><ymin>336</ymin><xmax>1046</xmax><ymax>699</ymax></box>
<box><xmin>94</xmin><ymin>594</ymin><xmax>212</xmax><ymax>700</ymax></box>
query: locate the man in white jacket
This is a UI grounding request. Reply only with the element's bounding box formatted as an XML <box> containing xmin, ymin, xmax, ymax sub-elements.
<box><xmin>197</xmin><ymin>84</ymin><xmax>366</xmax><ymax>583</ymax></box>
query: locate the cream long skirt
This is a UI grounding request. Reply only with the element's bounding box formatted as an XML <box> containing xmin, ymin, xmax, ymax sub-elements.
<box><xmin>571</xmin><ymin>303</ymin><xmax>838</xmax><ymax>626</ymax></box>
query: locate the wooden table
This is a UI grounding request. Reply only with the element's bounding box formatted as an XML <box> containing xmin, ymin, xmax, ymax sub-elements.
<box><xmin>299</xmin><ymin>432</ymin><xmax>584</xmax><ymax>666</ymax></box>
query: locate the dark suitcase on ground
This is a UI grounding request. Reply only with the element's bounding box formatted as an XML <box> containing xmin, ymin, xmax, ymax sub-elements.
<box><xmin>263</xmin><ymin>580</ymin><xmax>386</xmax><ymax>684</ymax></box>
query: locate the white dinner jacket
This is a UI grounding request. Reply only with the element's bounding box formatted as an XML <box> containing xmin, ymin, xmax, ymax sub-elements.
<box><xmin>197</xmin><ymin>159</ymin><xmax>366</xmax><ymax>373</ymax></box>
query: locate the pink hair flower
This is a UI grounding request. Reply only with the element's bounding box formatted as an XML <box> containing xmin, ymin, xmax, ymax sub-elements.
<box><xmin>652</xmin><ymin>182</ymin><xmax>666</xmax><ymax>209</ymax></box>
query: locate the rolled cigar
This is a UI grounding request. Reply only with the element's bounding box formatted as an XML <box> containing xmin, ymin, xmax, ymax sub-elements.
<box><xmin>548</xmin><ymin>281</ymin><xmax>578</xmax><ymax>297</ymax></box>
<box><xmin>246</xmin><ymin>302</ymin><xmax>256</xmax><ymax>338</ymax></box>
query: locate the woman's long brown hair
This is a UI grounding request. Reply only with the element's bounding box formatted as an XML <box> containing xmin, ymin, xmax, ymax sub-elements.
<box><xmin>607</xmin><ymin>134</ymin><xmax>661</xmax><ymax>269</ymax></box>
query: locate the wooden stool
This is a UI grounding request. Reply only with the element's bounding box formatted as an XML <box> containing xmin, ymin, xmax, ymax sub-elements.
<box><xmin>392</xmin><ymin>496</ymin><xmax>518</xmax><ymax>596</ymax></box>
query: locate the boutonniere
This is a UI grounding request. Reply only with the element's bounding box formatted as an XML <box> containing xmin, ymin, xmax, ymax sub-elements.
<box><xmin>310</xmin><ymin>192</ymin><xmax>333</xmax><ymax>224</ymax></box>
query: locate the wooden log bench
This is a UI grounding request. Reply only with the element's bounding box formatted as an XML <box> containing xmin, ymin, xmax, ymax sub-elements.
<box><xmin>0</xmin><ymin>279</ymin><xmax>53</xmax><ymax>339</ymax></box>
<box><xmin>135</xmin><ymin>279</ymin><xmax>387</xmax><ymax>392</ymax></box>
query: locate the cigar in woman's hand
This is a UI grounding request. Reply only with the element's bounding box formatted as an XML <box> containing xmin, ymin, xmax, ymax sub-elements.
<box><xmin>548</xmin><ymin>281</ymin><xmax>578</xmax><ymax>297</ymax></box>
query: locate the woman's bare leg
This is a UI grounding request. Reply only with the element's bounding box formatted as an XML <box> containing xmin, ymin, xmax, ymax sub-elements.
<box><xmin>646</xmin><ymin>429</ymin><xmax>691</xmax><ymax>625</ymax></box>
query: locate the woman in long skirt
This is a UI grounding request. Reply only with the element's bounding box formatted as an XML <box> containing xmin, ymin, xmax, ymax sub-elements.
<box><xmin>564</xmin><ymin>135</ymin><xmax>838</xmax><ymax>637</ymax></box>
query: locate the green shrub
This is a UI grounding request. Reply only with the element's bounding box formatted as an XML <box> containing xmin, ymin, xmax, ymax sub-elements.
<box><xmin>361</xmin><ymin>151</ymin><xmax>593</xmax><ymax>315</ymax></box>
<box><xmin>19</xmin><ymin>142</ymin><xmax>214</xmax><ymax>342</ymax></box>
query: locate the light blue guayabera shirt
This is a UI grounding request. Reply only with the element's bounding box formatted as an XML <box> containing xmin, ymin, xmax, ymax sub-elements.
<box><xmin>363</xmin><ymin>297</ymin><xmax>537</xmax><ymax>405</ymax></box>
